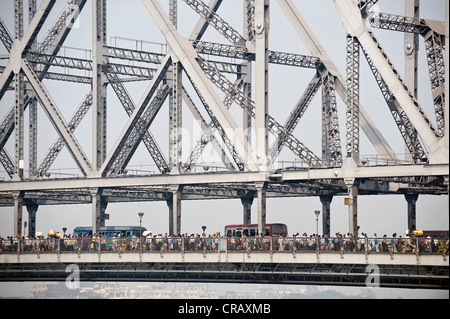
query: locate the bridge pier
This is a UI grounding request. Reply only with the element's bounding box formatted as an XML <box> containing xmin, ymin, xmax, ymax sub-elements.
<box><xmin>320</xmin><ymin>195</ymin><xmax>333</xmax><ymax>236</ymax></box>
<box><xmin>26</xmin><ymin>202</ymin><xmax>38</xmax><ymax>237</ymax></box>
<box><xmin>241</xmin><ymin>190</ymin><xmax>256</xmax><ymax>225</ymax></box>
<box><xmin>168</xmin><ymin>185</ymin><xmax>182</xmax><ymax>235</ymax></box>
<box><xmin>241</xmin><ymin>197</ymin><xmax>253</xmax><ymax>225</ymax></box>
<box><xmin>256</xmin><ymin>182</ymin><xmax>267</xmax><ymax>235</ymax></box>
<box><xmin>13</xmin><ymin>191</ymin><xmax>23</xmax><ymax>237</ymax></box>
<box><xmin>405</xmin><ymin>193</ymin><xmax>419</xmax><ymax>232</ymax></box>
<box><xmin>91</xmin><ymin>189</ymin><xmax>107</xmax><ymax>235</ymax></box>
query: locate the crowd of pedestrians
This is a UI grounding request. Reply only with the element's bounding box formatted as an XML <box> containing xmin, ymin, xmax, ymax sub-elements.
<box><xmin>0</xmin><ymin>231</ymin><xmax>448</xmax><ymax>254</ymax></box>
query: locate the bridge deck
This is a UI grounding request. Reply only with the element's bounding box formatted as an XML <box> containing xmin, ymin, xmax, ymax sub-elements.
<box><xmin>1</xmin><ymin>250</ymin><xmax>448</xmax><ymax>266</ymax></box>
<box><xmin>1</xmin><ymin>251</ymin><xmax>448</xmax><ymax>289</ymax></box>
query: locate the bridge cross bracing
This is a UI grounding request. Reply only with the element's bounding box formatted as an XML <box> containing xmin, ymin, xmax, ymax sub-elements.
<box><xmin>0</xmin><ymin>0</ymin><xmax>448</xmax><ymax>238</ymax></box>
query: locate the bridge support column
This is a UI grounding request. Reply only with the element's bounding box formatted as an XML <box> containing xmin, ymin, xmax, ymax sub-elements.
<box><xmin>91</xmin><ymin>189</ymin><xmax>107</xmax><ymax>235</ymax></box>
<box><xmin>345</xmin><ymin>180</ymin><xmax>358</xmax><ymax>237</ymax></box>
<box><xmin>241</xmin><ymin>190</ymin><xmax>256</xmax><ymax>225</ymax></box>
<box><xmin>320</xmin><ymin>195</ymin><xmax>333</xmax><ymax>236</ymax></box>
<box><xmin>26</xmin><ymin>202</ymin><xmax>38</xmax><ymax>238</ymax></box>
<box><xmin>405</xmin><ymin>193</ymin><xmax>419</xmax><ymax>233</ymax></box>
<box><xmin>168</xmin><ymin>185</ymin><xmax>182</xmax><ymax>235</ymax></box>
<box><xmin>241</xmin><ymin>197</ymin><xmax>253</xmax><ymax>225</ymax></box>
<box><xmin>13</xmin><ymin>191</ymin><xmax>23</xmax><ymax>237</ymax></box>
<box><xmin>256</xmin><ymin>182</ymin><xmax>267</xmax><ymax>235</ymax></box>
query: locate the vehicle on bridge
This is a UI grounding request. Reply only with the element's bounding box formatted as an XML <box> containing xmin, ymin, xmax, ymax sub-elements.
<box><xmin>73</xmin><ymin>226</ymin><xmax>147</xmax><ymax>251</ymax></box>
<box><xmin>225</xmin><ymin>223</ymin><xmax>287</xmax><ymax>237</ymax></box>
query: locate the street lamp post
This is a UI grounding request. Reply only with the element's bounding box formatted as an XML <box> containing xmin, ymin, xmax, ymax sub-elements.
<box><xmin>314</xmin><ymin>210</ymin><xmax>321</xmax><ymax>236</ymax></box>
<box><xmin>138</xmin><ymin>212</ymin><xmax>144</xmax><ymax>249</ymax></box>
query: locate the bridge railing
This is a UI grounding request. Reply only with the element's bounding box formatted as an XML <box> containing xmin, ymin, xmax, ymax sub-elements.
<box><xmin>1</xmin><ymin>236</ymin><xmax>448</xmax><ymax>255</ymax></box>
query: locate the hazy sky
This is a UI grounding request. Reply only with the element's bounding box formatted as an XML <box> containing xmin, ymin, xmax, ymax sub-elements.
<box><xmin>0</xmin><ymin>0</ymin><xmax>448</xmax><ymax>240</ymax></box>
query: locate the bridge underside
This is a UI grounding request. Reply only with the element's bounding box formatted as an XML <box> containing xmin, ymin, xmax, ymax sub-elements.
<box><xmin>1</xmin><ymin>252</ymin><xmax>448</xmax><ymax>289</ymax></box>
<box><xmin>1</xmin><ymin>261</ymin><xmax>448</xmax><ymax>290</ymax></box>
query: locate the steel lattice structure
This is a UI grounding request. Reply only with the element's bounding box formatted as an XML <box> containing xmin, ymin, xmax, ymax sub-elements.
<box><xmin>0</xmin><ymin>0</ymin><xmax>448</xmax><ymax>238</ymax></box>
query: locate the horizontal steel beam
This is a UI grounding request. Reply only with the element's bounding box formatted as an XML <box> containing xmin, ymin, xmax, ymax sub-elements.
<box><xmin>280</xmin><ymin>164</ymin><xmax>449</xmax><ymax>181</ymax></box>
<box><xmin>0</xmin><ymin>172</ymin><xmax>268</xmax><ymax>192</ymax></box>
<box><xmin>0</xmin><ymin>164</ymin><xmax>447</xmax><ymax>192</ymax></box>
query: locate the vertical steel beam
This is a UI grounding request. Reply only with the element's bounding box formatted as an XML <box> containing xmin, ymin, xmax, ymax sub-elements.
<box><xmin>92</xmin><ymin>0</ymin><xmax>107</xmax><ymax>171</ymax></box>
<box><xmin>321</xmin><ymin>73</ymin><xmax>342</xmax><ymax>167</ymax></box>
<box><xmin>169</xmin><ymin>61</ymin><xmax>183</xmax><ymax>173</ymax></box>
<box><xmin>256</xmin><ymin>182</ymin><xmax>266</xmax><ymax>235</ymax></box>
<box><xmin>254</xmin><ymin>0</ymin><xmax>269</xmax><ymax>170</ymax></box>
<box><xmin>445</xmin><ymin>1</ymin><xmax>449</xmax><ymax>150</ymax></box>
<box><xmin>243</xmin><ymin>0</ymin><xmax>254</xmax><ymax>144</ymax></box>
<box><xmin>13</xmin><ymin>0</ymin><xmax>24</xmax><ymax>181</ymax></box>
<box><xmin>404</xmin><ymin>0</ymin><xmax>419</xmax><ymax>98</ymax></box>
<box><xmin>345</xmin><ymin>35</ymin><xmax>360</xmax><ymax>158</ymax></box>
<box><xmin>320</xmin><ymin>195</ymin><xmax>333</xmax><ymax>236</ymax></box>
<box><xmin>346</xmin><ymin>183</ymin><xmax>358</xmax><ymax>238</ymax></box>
<box><xmin>169</xmin><ymin>0</ymin><xmax>183</xmax><ymax>173</ymax></box>
<box><xmin>26</xmin><ymin>201</ymin><xmax>38</xmax><ymax>237</ymax></box>
<box><xmin>241</xmin><ymin>191</ymin><xmax>255</xmax><ymax>225</ymax></box>
<box><xmin>404</xmin><ymin>0</ymin><xmax>419</xmax><ymax>161</ymax></box>
<box><xmin>13</xmin><ymin>191</ymin><xmax>23</xmax><ymax>237</ymax></box>
<box><xmin>91</xmin><ymin>188</ymin><xmax>106</xmax><ymax>235</ymax></box>
<box><xmin>169</xmin><ymin>0</ymin><xmax>177</xmax><ymax>28</ymax></box>
<box><xmin>168</xmin><ymin>185</ymin><xmax>182</xmax><ymax>235</ymax></box>
<box><xmin>28</xmin><ymin>0</ymin><xmax>38</xmax><ymax>178</ymax></box>
<box><xmin>405</xmin><ymin>193</ymin><xmax>418</xmax><ymax>232</ymax></box>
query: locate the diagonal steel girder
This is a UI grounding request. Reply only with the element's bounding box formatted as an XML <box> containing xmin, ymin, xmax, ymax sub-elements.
<box><xmin>104</xmin><ymin>62</ymin><xmax>170</xmax><ymax>175</ymax></box>
<box><xmin>99</xmin><ymin>54</ymin><xmax>172</xmax><ymax>177</ymax></box>
<box><xmin>37</xmin><ymin>93</ymin><xmax>93</xmax><ymax>177</ymax></box>
<box><xmin>0</xmin><ymin>0</ymin><xmax>56</xmax><ymax>99</ymax></box>
<box><xmin>21</xmin><ymin>58</ymin><xmax>93</xmax><ymax>176</ymax></box>
<box><xmin>277</xmin><ymin>0</ymin><xmax>397</xmax><ymax>164</ymax></box>
<box><xmin>334</xmin><ymin>0</ymin><xmax>448</xmax><ymax>164</ymax></box>
<box><xmin>0</xmin><ymin>0</ymin><xmax>87</xmax><ymax>176</ymax></box>
<box><xmin>142</xmin><ymin>0</ymin><xmax>259</xmax><ymax>172</ymax></box>
<box><xmin>1</xmin><ymin>0</ymin><xmax>92</xmax><ymax>177</ymax></box>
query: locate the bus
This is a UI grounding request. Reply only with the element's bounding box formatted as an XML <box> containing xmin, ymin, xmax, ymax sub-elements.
<box><xmin>224</xmin><ymin>223</ymin><xmax>287</xmax><ymax>237</ymax></box>
<box><xmin>73</xmin><ymin>226</ymin><xmax>147</xmax><ymax>237</ymax></box>
<box><xmin>73</xmin><ymin>226</ymin><xmax>147</xmax><ymax>251</ymax></box>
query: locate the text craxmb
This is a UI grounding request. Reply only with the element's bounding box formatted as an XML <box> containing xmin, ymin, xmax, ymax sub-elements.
<box><xmin>178</xmin><ymin>303</ymin><xmax>271</xmax><ymax>316</ymax></box>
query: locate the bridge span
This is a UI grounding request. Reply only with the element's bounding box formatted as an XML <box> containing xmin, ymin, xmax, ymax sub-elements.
<box><xmin>1</xmin><ymin>248</ymin><xmax>448</xmax><ymax>290</ymax></box>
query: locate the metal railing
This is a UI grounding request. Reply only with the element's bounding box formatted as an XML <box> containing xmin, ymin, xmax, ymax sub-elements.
<box><xmin>1</xmin><ymin>236</ymin><xmax>448</xmax><ymax>255</ymax></box>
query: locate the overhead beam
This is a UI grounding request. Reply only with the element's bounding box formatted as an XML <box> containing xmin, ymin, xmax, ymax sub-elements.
<box><xmin>0</xmin><ymin>164</ymin><xmax>447</xmax><ymax>193</ymax></box>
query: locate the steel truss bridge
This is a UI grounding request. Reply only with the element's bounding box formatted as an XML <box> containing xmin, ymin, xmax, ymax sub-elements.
<box><xmin>0</xmin><ymin>0</ymin><xmax>449</xmax><ymax>249</ymax></box>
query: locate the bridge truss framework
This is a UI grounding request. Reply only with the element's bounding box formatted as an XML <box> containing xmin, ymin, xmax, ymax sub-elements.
<box><xmin>0</xmin><ymin>0</ymin><xmax>448</xmax><ymax>237</ymax></box>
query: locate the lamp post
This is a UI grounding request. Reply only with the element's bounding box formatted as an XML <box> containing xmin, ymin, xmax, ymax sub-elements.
<box><xmin>314</xmin><ymin>210</ymin><xmax>321</xmax><ymax>235</ymax></box>
<box><xmin>138</xmin><ymin>212</ymin><xmax>144</xmax><ymax>249</ymax></box>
